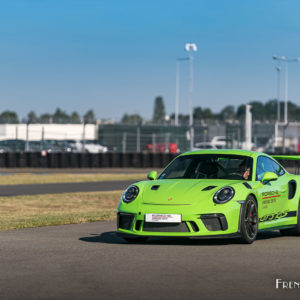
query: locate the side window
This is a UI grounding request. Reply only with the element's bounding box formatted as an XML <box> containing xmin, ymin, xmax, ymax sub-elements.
<box><xmin>256</xmin><ymin>156</ymin><xmax>275</xmax><ymax>181</ymax></box>
<box><xmin>256</xmin><ymin>156</ymin><xmax>285</xmax><ymax>180</ymax></box>
<box><xmin>269</xmin><ymin>159</ymin><xmax>285</xmax><ymax>177</ymax></box>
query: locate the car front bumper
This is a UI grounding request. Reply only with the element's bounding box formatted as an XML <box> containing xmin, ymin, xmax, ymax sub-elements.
<box><xmin>117</xmin><ymin>202</ymin><xmax>242</xmax><ymax>238</ymax></box>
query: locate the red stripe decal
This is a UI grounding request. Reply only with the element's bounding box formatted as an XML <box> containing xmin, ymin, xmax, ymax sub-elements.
<box><xmin>262</xmin><ymin>195</ymin><xmax>280</xmax><ymax>199</ymax></box>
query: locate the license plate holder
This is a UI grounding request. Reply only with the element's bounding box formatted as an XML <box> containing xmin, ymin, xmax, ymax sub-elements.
<box><xmin>145</xmin><ymin>213</ymin><xmax>181</xmax><ymax>223</ymax></box>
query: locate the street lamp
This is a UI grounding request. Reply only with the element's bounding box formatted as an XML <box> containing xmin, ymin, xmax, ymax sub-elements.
<box><xmin>272</xmin><ymin>55</ymin><xmax>300</xmax><ymax>124</ymax></box>
<box><xmin>175</xmin><ymin>57</ymin><xmax>189</xmax><ymax>126</ymax></box>
<box><xmin>185</xmin><ymin>43</ymin><xmax>197</xmax><ymax>150</ymax></box>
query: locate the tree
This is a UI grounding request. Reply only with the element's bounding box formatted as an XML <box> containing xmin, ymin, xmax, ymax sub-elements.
<box><xmin>69</xmin><ymin>111</ymin><xmax>81</xmax><ymax>124</ymax></box>
<box><xmin>202</xmin><ymin>108</ymin><xmax>214</xmax><ymax>122</ymax></box>
<box><xmin>121</xmin><ymin>113</ymin><xmax>143</xmax><ymax>124</ymax></box>
<box><xmin>152</xmin><ymin>96</ymin><xmax>166</xmax><ymax>123</ymax></box>
<box><xmin>84</xmin><ymin>109</ymin><xmax>96</xmax><ymax>124</ymax></box>
<box><xmin>27</xmin><ymin>111</ymin><xmax>39</xmax><ymax>123</ymax></box>
<box><xmin>0</xmin><ymin>111</ymin><xmax>19</xmax><ymax>123</ymax></box>
<box><xmin>193</xmin><ymin>107</ymin><xmax>203</xmax><ymax>123</ymax></box>
<box><xmin>236</xmin><ymin>105</ymin><xmax>246</xmax><ymax>121</ymax></box>
<box><xmin>220</xmin><ymin>105</ymin><xmax>235</xmax><ymax>121</ymax></box>
<box><xmin>39</xmin><ymin>113</ymin><xmax>52</xmax><ymax>123</ymax></box>
<box><xmin>248</xmin><ymin>101</ymin><xmax>265</xmax><ymax>121</ymax></box>
<box><xmin>264</xmin><ymin>99</ymin><xmax>277</xmax><ymax>121</ymax></box>
<box><xmin>53</xmin><ymin>108</ymin><xmax>70</xmax><ymax>123</ymax></box>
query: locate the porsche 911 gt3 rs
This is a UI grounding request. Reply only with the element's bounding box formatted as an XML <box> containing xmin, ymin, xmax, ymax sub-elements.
<box><xmin>117</xmin><ymin>149</ymin><xmax>300</xmax><ymax>244</ymax></box>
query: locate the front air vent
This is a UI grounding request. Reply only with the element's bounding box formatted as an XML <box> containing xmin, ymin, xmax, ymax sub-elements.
<box><xmin>151</xmin><ymin>185</ymin><xmax>160</xmax><ymax>190</ymax></box>
<box><xmin>135</xmin><ymin>220</ymin><xmax>142</xmax><ymax>231</ymax></box>
<box><xmin>200</xmin><ymin>214</ymin><xmax>228</xmax><ymax>231</ymax></box>
<box><xmin>202</xmin><ymin>186</ymin><xmax>217</xmax><ymax>191</ymax></box>
<box><xmin>189</xmin><ymin>221</ymin><xmax>199</xmax><ymax>232</ymax></box>
<box><xmin>143</xmin><ymin>222</ymin><xmax>189</xmax><ymax>232</ymax></box>
<box><xmin>117</xmin><ymin>213</ymin><xmax>134</xmax><ymax>230</ymax></box>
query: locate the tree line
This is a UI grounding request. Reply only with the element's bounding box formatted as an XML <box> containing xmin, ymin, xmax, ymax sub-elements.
<box><xmin>122</xmin><ymin>97</ymin><xmax>300</xmax><ymax>124</ymax></box>
<box><xmin>0</xmin><ymin>109</ymin><xmax>96</xmax><ymax>124</ymax></box>
<box><xmin>1</xmin><ymin>98</ymin><xmax>299</xmax><ymax>125</ymax></box>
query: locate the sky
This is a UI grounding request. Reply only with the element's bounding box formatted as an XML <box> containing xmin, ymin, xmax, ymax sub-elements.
<box><xmin>1</xmin><ymin>0</ymin><xmax>300</xmax><ymax>121</ymax></box>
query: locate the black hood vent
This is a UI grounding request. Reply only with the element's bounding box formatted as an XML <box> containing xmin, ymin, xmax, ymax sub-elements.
<box><xmin>202</xmin><ymin>186</ymin><xmax>217</xmax><ymax>191</ymax></box>
<box><xmin>151</xmin><ymin>185</ymin><xmax>160</xmax><ymax>190</ymax></box>
<box><xmin>243</xmin><ymin>182</ymin><xmax>252</xmax><ymax>189</ymax></box>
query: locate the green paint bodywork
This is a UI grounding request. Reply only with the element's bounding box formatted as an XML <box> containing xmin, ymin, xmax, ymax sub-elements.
<box><xmin>117</xmin><ymin>149</ymin><xmax>299</xmax><ymax>238</ymax></box>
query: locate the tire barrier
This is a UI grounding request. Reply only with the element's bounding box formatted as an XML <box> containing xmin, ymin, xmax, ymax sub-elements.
<box><xmin>0</xmin><ymin>152</ymin><xmax>178</xmax><ymax>168</ymax></box>
<box><xmin>0</xmin><ymin>152</ymin><xmax>298</xmax><ymax>170</ymax></box>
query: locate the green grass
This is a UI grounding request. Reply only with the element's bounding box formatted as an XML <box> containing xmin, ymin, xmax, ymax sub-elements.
<box><xmin>0</xmin><ymin>173</ymin><xmax>146</xmax><ymax>185</ymax></box>
<box><xmin>0</xmin><ymin>190</ymin><xmax>122</xmax><ymax>230</ymax></box>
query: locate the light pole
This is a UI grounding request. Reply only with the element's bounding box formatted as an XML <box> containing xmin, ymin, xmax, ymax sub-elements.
<box><xmin>275</xmin><ymin>61</ymin><xmax>281</xmax><ymax>122</ymax></box>
<box><xmin>272</xmin><ymin>55</ymin><xmax>300</xmax><ymax>124</ymax></box>
<box><xmin>185</xmin><ymin>43</ymin><xmax>197</xmax><ymax>150</ymax></box>
<box><xmin>175</xmin><ymin>57</ymin><xmax>189</xmax><ymax>126</ymax></box>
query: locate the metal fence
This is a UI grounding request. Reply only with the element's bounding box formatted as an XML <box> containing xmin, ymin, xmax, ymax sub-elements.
<box><xmin>98</xmin><ymin>124</ymin><xmax>226</xmax><ymax>152</ymax></box>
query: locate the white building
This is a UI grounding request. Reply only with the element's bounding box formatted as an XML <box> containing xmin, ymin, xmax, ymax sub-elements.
<box><xmin>0</xmin><ymin>124</ymin><xmax>98</xmax><ymax>141</ymax></box>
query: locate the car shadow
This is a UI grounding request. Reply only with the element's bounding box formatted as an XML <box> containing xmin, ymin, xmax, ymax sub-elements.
<box><xmin>79</xmin><ymin>230</ymin><xmax>284</xmax><ymax>246</ymax></box>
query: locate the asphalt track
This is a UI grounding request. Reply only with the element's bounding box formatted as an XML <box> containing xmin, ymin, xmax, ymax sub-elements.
<box><xmin>0</xmin><ymin>180</ymin><xmax>135</xmax><ymax>196</ymax></box>
<box><xmin>0</xmin><ymin>221</ymin><xmax>300</xmax><ymax>300</ymax></box>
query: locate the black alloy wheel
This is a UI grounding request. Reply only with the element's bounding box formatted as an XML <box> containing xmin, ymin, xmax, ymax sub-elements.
<box><xmin>240</xmin><ymin>196</ymin><xmax>258</xmax><ymax>244</ymax></box>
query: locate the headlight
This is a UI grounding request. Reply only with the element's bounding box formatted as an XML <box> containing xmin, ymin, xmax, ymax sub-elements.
<box><xmin>213</xmin><ymin>187</ymin><xmax>235</xmax><ymax>204</ymax></box>
<box><xmin>122</xmin><ymin>185</ymin><xmax>139</xmax><ymax>203</ymax></box>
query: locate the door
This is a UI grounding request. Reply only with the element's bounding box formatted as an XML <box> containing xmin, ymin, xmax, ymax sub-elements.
<box><xmin>256</xmin><ymin>156</ymin><xmax>287</xmax><ymax>229</ymax></box>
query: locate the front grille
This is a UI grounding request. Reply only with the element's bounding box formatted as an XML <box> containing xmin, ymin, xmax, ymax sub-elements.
<box><xmin>143</xmin><ymin>222</ymin><xmax>189</xmax><ymax>232</ymax></box>
<box><xmin>117</xmin><ymin>213</ymin><xmax>134</xmax><ymax>230</ymax></box>
<box><xmin>200</xmin><ymin>214</ymin><xmax>228</xmax><ymax>231</ymax></box>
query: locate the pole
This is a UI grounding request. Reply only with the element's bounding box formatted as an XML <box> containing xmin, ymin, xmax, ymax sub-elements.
<box><xmin>175</xmin><ymin>60</ymin><xmax>180</xmax><ymax>126</ymax></box>
<box><xmin>82</xmin><ymin>122</ymin><xmax>86</xmax><ymax>153</ymax></box>
<box><xmin>276</xmin><ymin>64</ymin><xmax>281</xmax><ymax>122</ymax></box>
<box><xmin>152</xmin><ymin>133</ymin><xmax>156</xmax><ymax>153</ymax></box>
<box><xmin>136</xmin><ymin>127</ymin><xmax>140</xmax><ymax>153</ymax></box>
<box><xmin>188</xmin><ymin>51</ymin><xmax>194</xmax><ymax>150</ymax></box>
<box><xmin>41</xmin><ymin>126</ymin><xmax>45</xmax><ymax>151</ymax></box>
<box><xmin>284</xmin><ymin>62</ymin><xmax>288</xmax><ymax>124</ymax></box>
<box><xmin>25</xmin><ymin>123</ymin><xmax>29</xmax><ymax>152</ymax></box>
<box><xmin>245</xmin><ymin>105</ymin><xmax>252</xmax><ymax>150</ymax></box>
<box><xmin>122</xmin><ymin>132</ymin><xmax>127</xmax><ymax>153</ymax></box>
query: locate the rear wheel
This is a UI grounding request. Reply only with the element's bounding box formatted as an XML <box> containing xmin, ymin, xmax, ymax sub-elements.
<box><xmin>280</xmin><ymin>200</ymin><xmax>300</xmax><ymax>236</ymax></box>
<box><xmin>239</xmin><ymin>195</ymin><xmax>258</xmax><ymax>244</ymax></box>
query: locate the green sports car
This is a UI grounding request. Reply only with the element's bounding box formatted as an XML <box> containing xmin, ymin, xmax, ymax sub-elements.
<box><xmin>117</xmin><ymin>149</ymin><xmax>300</xmax><ymax>243</ymax></box>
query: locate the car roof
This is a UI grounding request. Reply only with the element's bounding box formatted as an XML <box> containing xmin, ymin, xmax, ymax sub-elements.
<box><xmin>180</xmin><ymin>149</ymin><xmax>266</xmax><ymax>159</ymax></box>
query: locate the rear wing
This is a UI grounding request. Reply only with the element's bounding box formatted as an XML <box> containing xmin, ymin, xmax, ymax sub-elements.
<box><xmin>272</xmin><ymin>155</ymin><xmax>300</xmax><ymax>161</ymax></box>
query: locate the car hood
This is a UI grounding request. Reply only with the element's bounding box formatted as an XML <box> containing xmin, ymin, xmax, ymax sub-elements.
<box><xmin>141</xmin><ymin>179</ymin><xmax>243</xmax><ymax>205</ymax></box>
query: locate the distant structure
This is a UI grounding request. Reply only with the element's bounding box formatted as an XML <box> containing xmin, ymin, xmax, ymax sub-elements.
<box><xmin>0</xmin><ymin>124</ymin><xmax>97</xmax><ymax>141</ymax></box>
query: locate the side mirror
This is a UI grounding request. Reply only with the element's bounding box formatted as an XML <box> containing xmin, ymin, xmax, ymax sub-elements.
<box><xmin>147</xmin><ymin>170</ymin><xmax>158</xmax><ymax>181</ymax></box>
<box><xmin>261</xmin><ymin>172</ymin><xmax>278</xmax><ymax>185</ymax></box>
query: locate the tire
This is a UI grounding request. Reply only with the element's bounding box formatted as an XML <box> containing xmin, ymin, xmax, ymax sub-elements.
<box><xmin>280</xmin><ymin>200</ymin><xmax>300</xmax><ymax>236</ymax></box>
<box><xmin>239</xmin><ymin>195</ymin><xmax>258</xmax><ymax>244</ymax></box>
<box><xmin>123</xmin><ymin>236</ymin><xmax>148</xmax><ymax>243</ymax></box>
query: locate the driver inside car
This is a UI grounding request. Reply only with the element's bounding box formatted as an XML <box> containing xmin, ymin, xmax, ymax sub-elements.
<box><xmin>239</xmin><ymin>160</ymin><xmax>251</xmax><ymax>180</ymax></box>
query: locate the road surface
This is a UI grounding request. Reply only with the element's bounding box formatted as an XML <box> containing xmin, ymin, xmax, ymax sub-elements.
<box><xmin>0</xmin><ymin>221</ymin><xmax>299</xmax><ymax>299</ymax></box>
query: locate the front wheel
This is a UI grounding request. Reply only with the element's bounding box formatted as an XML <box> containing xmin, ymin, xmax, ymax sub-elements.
<box><xmin>239</xmin><ymin>196</ymin><xmax>258</xmax><ymax>244</ymax></box>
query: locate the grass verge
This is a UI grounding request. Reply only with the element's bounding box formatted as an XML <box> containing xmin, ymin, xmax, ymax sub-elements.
<box><xmin>0</xmin><ymin>173</ymin><xmax>146</xmax><ymax>185</ymax></box>
<box><xmin>0</xmin><ymin>190</ymin><xmax>122</xmax><ymax>230</ymax></box>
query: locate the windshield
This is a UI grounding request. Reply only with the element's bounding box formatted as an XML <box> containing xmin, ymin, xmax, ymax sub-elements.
<box><xmin>159</xmin><ymin>154</ymin><xmax>253</xmax><ymax>181</ymax></box>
